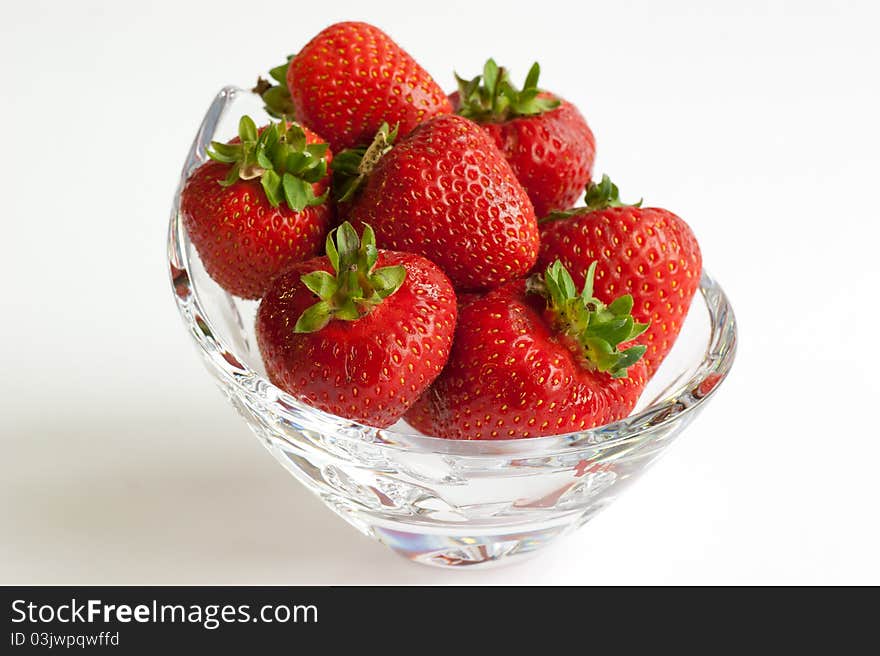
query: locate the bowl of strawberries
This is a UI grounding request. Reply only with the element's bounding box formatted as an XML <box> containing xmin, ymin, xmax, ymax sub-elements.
<box><xmin>168</xmin><ymin>22</ymin><xmax>736</xmax><ymax>568</ymax></box>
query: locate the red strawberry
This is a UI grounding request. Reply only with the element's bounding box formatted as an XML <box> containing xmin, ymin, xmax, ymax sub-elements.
<box><xmin>536</xmin><ymin>176</ymin><xmax>702</xmax><ymax>376</ymax></box>
<box><xmin>453</xmin><ymin>60</ymin><xmax>595</xmax><ymax>217</ymax></box>
<box><xmin>257</xmin><ymin>22</ymin><xmax>452</xmax><ymax>152</ymax></box>
<box><xmin>181</xmin><ymin>116</ymin><xmax>333</xmax><ymax>299</ymax></box>
<box><xmin>456</xmin><ymin>291</ymin><xmax>482</xmax><ymax>310</ymax></box>
<box><xmin>343</xmin><ymin>114</ymin><xmax>539</xmax><ymax>290</ymax></box>
<box><xmin>256</xmin><ymin>222</ymin><xmax>457</xmax><ymax>428</ymax></box>
<box><xmin>406</xmin><ymin>260</ymin><xmax>648</xmax><ymax>440</ymax></box>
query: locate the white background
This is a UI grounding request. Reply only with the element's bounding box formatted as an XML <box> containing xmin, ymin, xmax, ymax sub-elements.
<box><xmin>2</xmin><ymin>0</ymin><xmax>878</xmax><ymax>584</ymax></box>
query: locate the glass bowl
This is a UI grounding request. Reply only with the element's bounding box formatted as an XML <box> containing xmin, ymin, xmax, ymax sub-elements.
<box><xmin>167</xmin><ymin>87</ymin><xmax>737</xmax><ymax>569</ymax></box>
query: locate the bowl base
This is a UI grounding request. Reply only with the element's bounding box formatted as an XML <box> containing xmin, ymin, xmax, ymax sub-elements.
<box><xmin>369</xmin><ymin>523</ymin><xmax>570</xmax><ymax>569</ymax></box>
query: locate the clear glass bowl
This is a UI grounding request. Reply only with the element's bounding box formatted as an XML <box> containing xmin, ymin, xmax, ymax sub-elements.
<box><xmin>167</xmin><ymin>87</ymin><xmax>737</xmax><ymax>569</ymax></box>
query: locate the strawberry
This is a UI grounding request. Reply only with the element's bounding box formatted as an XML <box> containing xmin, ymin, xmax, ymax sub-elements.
<box><xmin>536</xmin><ymin>176</ymin><xmax>702</xmax><ymax>376</ymax></box>
<box><xmin>456</xmin><ymin>291</ymin><xmax>482</xmax><ymax>310</ymax></box>
<box><xmin>406</xmin><ymin>260</ymin><xmax>648</xmax><ymax>440</ymax></box>
<box><xmin>342</xmin><ymin>115</ymin><xmax>540</xmax><ymax>290</ymax></box>
<box><xmin>453</xmin><ymin>60</ymin><xmax>595</xmax><ymax>217</ymax></box>
<box><xmin>256</xmin><ymin>222</ymin><xmax>457</xmax><ymax>428</ymax></box>
<box><xmin>257</xmin><ymin>22</ymin><xmax>452</xmax><ymax>152</ymax></box>
<box><xmin>181</xmin><ymin>116</ymin><xmax>332</xmax><ymax>299</ymax></box>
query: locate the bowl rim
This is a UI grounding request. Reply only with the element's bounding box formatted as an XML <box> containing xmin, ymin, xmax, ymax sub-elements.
<box><xmin>168</xmin><ymin>86</ymin><xmax>738</xmax><ymax>458</ymax></box>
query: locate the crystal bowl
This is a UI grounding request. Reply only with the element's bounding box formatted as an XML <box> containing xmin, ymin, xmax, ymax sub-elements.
<box><xmin>167</xmin><ymin>87</ymin><xmax>737</xmax><ymax>569</ymax></box>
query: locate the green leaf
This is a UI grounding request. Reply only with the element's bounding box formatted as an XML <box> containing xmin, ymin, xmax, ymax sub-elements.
<box><xmin>220</xmin><ymin>162</ymin><xmax>241</xmax><ymax>187</ymax></box>
<box><xmin>370</xmin><ymin>265</ymin><xmax>406</xmax><ymax>298</ymax></box>
<box><xmin>581</xmin><ymin>261</ymin><xmax>598</xmax><ymax>300</ymax></box>
<box><xmin>333</xmin><ymin>177</ymin><xmax>360</xmax><ymax>203</ymax></box>
<box><xmin>555</xmin><ymin>263</ymin><xmax>576</xmax><ymax>298</ymax></box>
<box><xmin>261</xmin><ymin>123</ymin><xmax>280</xmax><ymax>148</ymax></box>
<box><xmin>454</xmin><ymin>58</ymin><xmax>559</xmax><ymax>122</ymax></box>
<box><xmin>543</xmin><ymin>263</ymin><xmax>562</xmax><ymax>304</ymax></box>
<box><xmin>205</xmin><ymin>114</ymin><xmax>331</xmax><ymax>211</ymax></box>
<box><xmin>534</xmin><ymin>96</ymin><xmax>561</xmax><ymax>113</ymax></box>
<box><xmin>282</xmin><ymin>173</ymin><xmax>310</xmax><ymax>212</ymax></box>
<box><xmin>330</xmin><ymin>148</ymin><xmax>364</xmax><ymax>175</ymax></box>
<box><xmin>299</xmin><ymin>160</ymin><xmax>327</xmax><ymax>184</ymax></box>
<box><xmin>261</xmin><ymin>169</ymin><xmax>282</xmax><ymax>207</ymax></box>
<box><xmin>589</xmin><ymin>336</ymin><xmax>614</xmax><ymax>360</ymax></box>
<box><xmin>208</xmin><ymin>151</ymin><xmax>235</xmax><ymax>165</ymax></box>
<box><xmin>285</xmin><ymin>124</ymin><xmax>307</xmax><ymax>151</ymax></box>
<box><xmin>608</xmin><ymin>294</ymin><xmax>633</xmax><ymax>316</ymax></box>
<box><xmin>256</xmin><ymin>147</ymin><xmax>273</xmax><ymax>170</ymax></box>
<box><xmin>539</xmin><ymin>208</ymin><xmax>588</xmax><ymax>225</ymax></box>
<box><xmin>300</xmin><ymin>270</ymin><xmax>338</xmax><ymax>300</ymax></box>
<box><xmin>269</xmin><ymin>59</ymin><xmax>291</xmax><ymax>84</ymax></box>
<box><xmin>509</xmin><ymin>87</ymin><xmax>560</xmax><ymax>116</ymax></box>
<box><xmin>293</xmin><ymin>300</ymin><xmax>332</xmax><ymax>333</ymax></box>
<box><xmin>306</xmin><ymin>143</ymin><xmax>329</xmax><ymax>159</ymax></box>
<box><xmin>483</xmin><ymin>59</ymin><xmax>499</xmax><ymax>94</ymax></box>
<box><xmin>238</xmin><ymin>115</ymin><xmax>258</xmax><ymax>144</ymax></box>
<box><xmin>454</xmin><ymin>72</ymin><xmax>481</xmax><ymax>106</ymax></box>
<box><xmin>612</xmin><ymin>345</ymin><xmax>647</xmax><ymax>377</ymax></box>
<box><xmin>285</xmin><ymin>151</ymin><xmax>309</xmax><ymax>173</ymax></box>
<box><xmin>524</xmin><ymin>62</ymin><xmax>541</xmax><ymax>91</ymax></box>
<box><xmin>294</xmin><ymin>222</ymin><xmax>407</xmax><ymax>332</ymax></box>
<box><xmin>256</xmin><ymin>56</ymin><xmax>296</xmax><ymax>119</ymax></box>
<box><xmin>329</xmin><ymin>124</ymin><xmax>396</xmax><ymax>203</ymax></box>
<box><xmin>306</xmin><ymin>189</ymin><xmax>329</xmax><ymax>207</ymax></box>
<box><xmin>208</xmin><ymin>141</ymin><xmax>241</xmax><ymax>163</ymax></box>
<box><xmin>325</xmin><ymin>231</ymin><xmax>339</xmax><ymax>272</ymax></box>
<box><xmin>212</xmin><ymin>142</ymin><xmax>241</xmax><ymax>156</ymax></box>
<box><xmin>515</xmin><ymin>86</ymin><xmax>539</xmax><ymax>103</ymax></box>
<box><xmin>261</xmin><ymin>86</ymin><xmax>295</xmax><ymax>118</ymax></box>
<box><xmin>335</xmin><ymin>221</ymin><xmax>360</xmax><ymax>262</ymax></box>
<box><xmin>629</xmin><ymin>321</ymin><xmax>650</xmax><ymax>340</ymax></box>
<box><xmin>593</xmin><ymin>316</ymin><xmax>633</xmax><ymax>347</ymax></box>
<box><xmin>527</xmin><ymin>259</ymin><xmax>649</xmax><ymax>379</ymax></box>
<box><xmin>584</xmin><ymin>174</ymin><xmax>642</xmax><ymax>210</ymax></box>
<box><xmin>361</xmin><ymin>224</ymin><xmax>377</xmax><ymax>251</ymax></box>
<box><xmin>362</xmin><ymin>225</ymin><xmax>378</xmax><ymax>271</ymax></box>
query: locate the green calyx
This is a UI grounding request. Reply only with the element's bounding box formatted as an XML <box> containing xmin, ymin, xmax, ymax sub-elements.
<box><xmin>455</xmin><ymin>59</ymin><xmax>561</xmax><ymax>123</ymax></box>
<box><xmin>331</xmin><ymin>123</ymin><xmax>398</xmax><ymax>202</ymax></box>
<box><xmin>539</xmin><ymin>174</ymin><xmax>642</xmax><ymax>224</ymax></box>
<box><xmin>527</xmin><ymin>260</ymin><xmax>649</xmax><ymax>378</ymax></box>
<box><xmin>207</xmin><ymin>115</ymin><xmax>328</xmax><ymax>212</ymax></box>
<box><xmin>253</xmin><ymin>56</ymin><xmax>296</xmax><ymax>119</ymax></box>
<box><xmin>294</xmin><ymin>222</ymin><xmax>407</xmax><ymax>333</ymax></box>
<box><xmin>584</xmin><ymin>174</ymin><xmax>642</xmax><ymax>211</ymax></box>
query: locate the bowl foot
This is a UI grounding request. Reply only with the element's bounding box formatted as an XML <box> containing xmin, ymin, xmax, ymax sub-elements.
<box><xmin>370</xmin><ymin>524</ymin><xmax>568</xmax><ymax>569</ymax></box>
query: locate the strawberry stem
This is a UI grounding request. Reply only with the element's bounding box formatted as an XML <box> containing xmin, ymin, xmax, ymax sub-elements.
<box><xmin>584</xmin><ymin>174</ymin><xmax>642</xmax><ymax>211</ymax></box>
<box><xmin>207</xmin><ymin>115</ymin><xmax>328</xmax><ymax>212</ymax></box>
<box><xmin>527</xmin><ymin>260</ymin><xmax>648</xmax><ymax>378</ymax></box>
<box><xmin>455</xmin><ymin>59</ymin><xmax>560</xmax><ymax>123</ymax></box>
<box><xmin>539</xmin><ymin>174</ymin><xmax>642</xmax><ymax>224</ymax></box>
<box><xmin>253</xmin><ymin>56</ymin><xmax>296</xmax><ymax>119</ymax></box>
<box><xmin>294</xmin><ymin>222</ymin><xmax>406</xmax><ymax>333</ymax></box>
<box><xmin>331</xmin><ymin>123</ymin><xmax>398</xmax><ymax>202</ymax></box>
